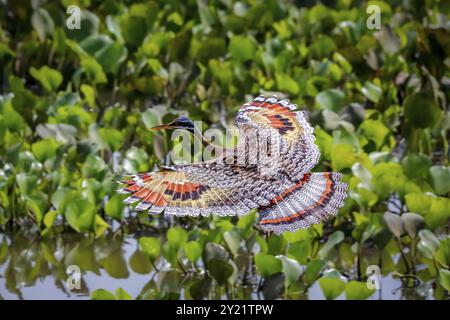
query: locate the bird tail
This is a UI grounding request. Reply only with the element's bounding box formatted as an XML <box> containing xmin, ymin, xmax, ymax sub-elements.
<box><xmin>258</xmin><ymin>172</ymin><xmax>347</xmax><ymax>234</ymax></box>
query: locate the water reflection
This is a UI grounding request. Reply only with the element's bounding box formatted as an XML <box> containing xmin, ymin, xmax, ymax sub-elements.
<box><xmin>0</xmin><ymin>229</ymin><xmax>434</xmax><ymax>300</ymax></box>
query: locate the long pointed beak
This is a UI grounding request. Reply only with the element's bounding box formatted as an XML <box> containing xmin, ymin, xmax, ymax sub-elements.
<box><xmin>150</xmin><ymin>124</ymin><xmax>173</xmax><ymax>131</ymax></box>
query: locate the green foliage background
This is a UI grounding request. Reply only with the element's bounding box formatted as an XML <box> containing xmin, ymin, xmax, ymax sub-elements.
<box><xmin>0</xmin><ymin>0</ymin><xmax>449</xmax><ymax>300</ymax></box>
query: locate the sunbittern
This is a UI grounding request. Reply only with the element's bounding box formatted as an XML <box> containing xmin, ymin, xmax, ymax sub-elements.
<box><xmin>116</xmin><ymin>95</ymin><xmax>348</xmax><ymax>234</ymax></box>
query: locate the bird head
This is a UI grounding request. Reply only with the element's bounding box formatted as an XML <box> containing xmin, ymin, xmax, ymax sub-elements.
<box><xmin>150</xmin><ymin>116</ymin><xmax>195</xmax><ymax>133</ymax></box>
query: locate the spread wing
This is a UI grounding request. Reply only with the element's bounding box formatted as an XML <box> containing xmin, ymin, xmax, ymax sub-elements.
<box><xmin>116</xmin><ymin>161</ymin><xmax>294</xmax><ymax>217</ymax></box>
<box><xmin>235</xmin><ymin>95</ymin><xmax>320</xmax><ymax>180</ymax></box>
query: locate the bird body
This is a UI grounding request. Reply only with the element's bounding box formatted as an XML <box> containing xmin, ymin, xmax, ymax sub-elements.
<box><xmin>116</xmin><ymin>95</ymin><xmax>347</xmax><ymax>234</ymax></box>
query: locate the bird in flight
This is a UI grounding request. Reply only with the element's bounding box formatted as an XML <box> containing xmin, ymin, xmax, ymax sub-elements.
<box><xmin>116</xmin><ymin>95</ymin><xmax>347</xmax><ymax>234</ymax></box>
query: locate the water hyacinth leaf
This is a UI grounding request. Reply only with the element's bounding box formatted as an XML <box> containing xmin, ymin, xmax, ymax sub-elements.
<box><xmin>16</xmin><ymin>173</ymin><xmax>38</xmax><ymax>196</ymax></box>
<box><xmin>31</xmin><ymin>8</ymin><xmax>54</xmax><ymax>42</ymax></box>
<box><xmin>224</xmin><ymin>230</ymin><xmax>241</xmax><ymax>256</ymax></box>
<box><xmin>190</xmin><ymin>278</ymin><xmax>212</xmax><ymax>300</ymax></box>
<box><xmin>383</xmin><ymin>212</ymin><xmax>403</xmax><ymax>238</ymax></box>
<box><xmin>426</xmin><ymin>197</ymin><xmax>450</xmax><ymax>229</ymax></box>
<box><xmin>229</xmin><ymin>35</ymin><xmax>256</xmax><ymax>62</ymax></box>
<box><xmin>91</xmin><ymin>289</ymin><xmax>116</xmax><ymax>300</ymax></box>
<box><xmin>405</xmin><ymin>193</ymin><xmax>432</xmax><ymax>215</ymax></box>
<box><xmin>31</xmin><ymin>138</ymin><xmax>60</xmax><ymax>162</ymax></box>
<box><xmin>319</xmin><ymin>275</ymin><xmax>346</xmax><ymax>300</ymax></box>
<box><xmin>304</xmin><ymin>259</ymin><xmax>326</xmax><ymax>285</ymax></box>
<box><xmin>401</xmin><ymin>153</ymin><xmax>432</xmax><ymax>180</ymax></box>
<box><xmin>261</xmin><ymin>272</ymin><xmax>285</xmax><ymax>300</ymax></box>
<box><xmin>254</xmin><ymin>254</ymin><xmax>282</xmax><ymax>278</ymax></box>
<box><xmin>316</xmin><ymin>89</ymin><xmax>345</xmax><ymax>112</ymax></box>
<box><xmin>436</xmin><ymin>238</ymin><xmax>450</xmax><ymax>268</ymax></box>
<box><xmin>115</xmin><ymin>288</ymin><xmax>132</xmax><ymax>300</ymax></box>
<box><xmin>439</xmin><ymin>269</ymin><xmax>450</xmax><ymax>292</ymax></box>
<box><xmin>318</xmin><ymin>231</ymin><xmax>344</xmax><ymax>259</ymax></box>
<box><xmin>30</xmin><ymin>66</ymin><xmax>63</xmax><ymax>92</ymax></box>
<box><xmin>288</xmin><ymin>240</ymin><xmax>311</xmax><ymax>264</ymax></box>
<box><xmin>361</xmin><ymin>82</ymin><xmax>382</xmax><ymax>103</ymax></box>
<box><xmin>99</xmin><ymin>249</ymin><xmax>130</xmax><ymax>279</ymax></box>
<box><xmin>203</xmin><ymin>243</ymin><xmax>229</xmax><ymax>264</ymax></box>
<box><xmin>26</xmin><ymin>191</ymin><xmax>47</xmax><ymax>225</ymax></box>
<box><xmin>268</xmin><ymin>234</ymin><xmax>287</xmax><ymax>255</ymax></box>
<box><xmin>43</xmin><ymin>210</ymin><xmax>58</xmax><ymax>228</ymax></box>
<box><xmin>207</xmin><ymin>259</ymin><xmax>233</xmax><ymax>285</ymax></box>
<box><xmin>36</xmin><ymin>123</ymin><xmax>77</xmax><ymax>144</ymax></box>
<box><xmin>183</xmin><ymin>241</ymin><xmax>202</xmax><ymax>263</ymax></box>
<box><xmin>418</xmin><ymin>230</ymin><xmax>440</xmax><ymax>259</ymax></box>
<box><xmin>139</xmin><ymin>237</ymin><xmax>161</xmax><ymax>260</ymax></box>
<box><xmin>404</xmin><ymin>93</ymin><xmax>442</xmax><ymax>129</ymax></box>
<box><xmin>345</xmin><ymin>281</ymin><xmax>375</xmax><ymax>300</ymax></box>
<box><xmin>276</xmin><ymin>255</ymin><xmax>302</xmax><ymax>286</ymax></box>
<box><xmin>105</xmin><ymin>194</ymin><xmax>125</xmax><ymax>221</ymax></box>
<box><xmin>65</xmin><ymin>199</ymin><xmax>96</xmax><ymax>232</ymax></box>
<box><xmin>401</xmin><ymin>213</ymin><xmax>425</xmax><ymax>239</ymax></box>
<box><xmin>429</xmin><ymin>166</ymin><xmax>450</xmax><ymax>195</ymax></box>
<box><xmin>81</xmin><ymin>57</ymin><xmax>107</xmax><ymax>84</ymax></box>
<box><xmin>129</xmin><ymin>249</ymin><xmax>152</xmax><ymax>274</ymax></box>
<box><xmin>167</xmin><ymin>227</ymin><xmax>188</xmax><ymax>251</ymax></box>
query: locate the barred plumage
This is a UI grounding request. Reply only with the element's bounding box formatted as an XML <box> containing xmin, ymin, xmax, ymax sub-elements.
<box><xmin>115</xmin><ymin>95</ymin><xmax>348</xmax><ymax>234</ymax></box>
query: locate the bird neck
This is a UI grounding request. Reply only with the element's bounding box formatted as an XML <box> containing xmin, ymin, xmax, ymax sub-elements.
<box><xmin>190</xmin><ymin>126</ymin><xmax>214</xmax><ymax>148</ymax></box>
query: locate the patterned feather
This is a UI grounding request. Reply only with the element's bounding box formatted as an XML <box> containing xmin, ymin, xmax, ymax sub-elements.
<box><xmin>115</xmin><ymin>95</ymin><xmax>347</xmax><ymax>234</ymax></box>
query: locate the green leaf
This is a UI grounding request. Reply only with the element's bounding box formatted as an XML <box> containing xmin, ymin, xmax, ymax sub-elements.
<box><xmin>361</xmin><ymin>82</ymin><xmax>382</xmax><ymax>103</ymax></box>
<box><xmin>436</xmin><ymin>238</ymin><xmax>450</xmax><ymax>268</ymax></box>
<box><xmin>268</xmin><ymin>234</ymin><xmax>287</xmax><ymax>255</ymax></box>
<box><xmin>316</xmin><ymin>89</ymin><xmax>345</xmax><ymax>112</ymax></box>
<box><xmin>229</xmin><ymin>35</ymin><xmax>257</xmax><ymax>62</ymax></box>
<box><xmin>43</xmin><ymin>210</ymin><xmax>58</xmax><ymax>228</ymax></box>
<box><xmin>331</xmin><ymin>143</ymin><xmax>357</xmax><ymax>171</ymax></box>
<box><xmin>203</xmin><ymin>243</ymin><xmax>229</xmax><ymax>263</ymax></box>
<box><xmin>319</xmin><ymin>271</ymin><xmax>346</xmax><ymax>300</ymax></box>
<box><xmin>405</xmin><ymin>192</ymin><xmax>432</xmax><ymax>215</ymax></box>
<box><xmin>207</xmin><ymin>259</ymin><xmax>233</xmax><ymax>286</ymax></box>
<box><xmin>81</xmin><ymin>84</ymin><xmax>96</xmax><ymax>108</ymax></box>
<box><xmin>402</xmin><ymin>153</ymin><xmax>431</xmax><ymax>180</ymax></box>
<box><xmin>429</xmin><ymin>166</ymin><xmax>450</xmax><ymax>195</ymax></box>
<box><xmin>439</xmin><ymin>269</ymin><xmax>450</xmax><ymax>292</ymax></box>
<box><xmin>115</xmin><ymin>288</ymin><xmax>132</xmax><ymax>300</ymax></box>
<box><xmin>65</xmin><ymin>199</ymin><xmax>96</xmax><ymax>232</ymax></box>
<box><xmin>254</xmin><ymin>254</ymin><xmax>282</xmax><ymax>278</ymax></box>
<box><xmin>383</xmin><ymin>212</ymin><xmax>404</xmax><ymax>238</ymax></box>
<box><xmin>401</xmin><ymin>213</ymin><xmax>425</xmax><ymax>239</ymax></box>
<box><xmin>139</xmin><ymin>237</ymin><xmax>161</xmax><ymax>260</ymax></box>
<box><xmin>91</xmin><ymin>289</ymin><xmax>116</xmax><ymax>300</ymax></box>
<box><xmin>105</xmin><ymin>194</ymin><xmax>125</xmax><ymax>221</ymax></box>
<box><xmin>167</xmin><ymin>227</ymin><xmax>188</xmax><ymax>251</ymax></box>
<box><xmin>129</xmin><ymin>249</ymin><xmax>152</xmax><ymax>274</ymax></box>
<box><xmin>358</xmin><ymin>119</ymin><xmax>390</xmax><ymax>149</ymax></box>
<box><xmin>288</xmin><ymin>240</ymin><xmax>311</xmax><ymax>264</ymax></box>
<box><xmin>276</xmin><ymin>255</ymin><xmax>302</xmax><ymax>286</ymax></box>
<box><xmin>30</xmin><ymin>66</ymin><xmax>63</xmax><ymax>92</ymax></box>
<box><xmin>345</xmin><ymin>281</ymin><xmax>375</xmax><ymax>300</ymax></box>
<box><xmin>318</xmin><ymin>231</ymin><xmax>345</xmax><ymax>259</ymax></box>
<box><xmin>16</xmin><ymin>173</ymin><xmax>38</xmax><ymax>196</ymax></box>
<box><xmin>31</xmin><ymin>8</ymin><xmax>54</xmax><ymax>42</ymax></box>
<box><xmin>404</xmin><ymin>93</ymin><xmax>442</xmax><ymax>129</ymax></box>
<box><xmin>81</xmin><ymin>57</ymin><xmax>107</xmax><ymax>84</ymax></box>
<box><xmin>31</xmin><ymin>138</ymin><xmax>60</xmax><ymax>162</ymax></box>
<box><xmin>418</xmin><ymin>230</ymin><xmax>440</xmax><ymax>259</ymax></box>
<box><xmin>183</xmin><ymin>241</ymin><xmax>202</xmax><ymax>263</ymax></box>
<box><xmin>304</xmin><ymin>259</ymin><xmax>326</xmax><ymax>285</ymax></box>
<box><xmin>224</xmin><ymin>230</ymin><xmax>241</xmax><ymax>256</ymax></box>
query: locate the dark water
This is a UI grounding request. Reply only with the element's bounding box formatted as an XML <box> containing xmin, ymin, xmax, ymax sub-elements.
<box><xmin>0</xmin><ymin>229</ymin><xmax>434</xmax><ymax>300</ymax></box>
